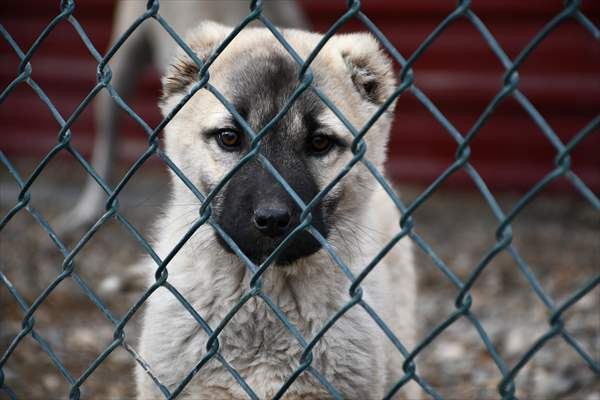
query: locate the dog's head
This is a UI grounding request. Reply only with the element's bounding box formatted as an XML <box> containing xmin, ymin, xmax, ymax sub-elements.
<box><xmin>160</xmin><ymin>22</ymin><xmax>396</xmax><ymax>265</ymax></box>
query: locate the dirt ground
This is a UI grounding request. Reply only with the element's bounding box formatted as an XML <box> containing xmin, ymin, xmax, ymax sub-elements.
<box><xmin>1</xmin><ymin>158</ymin><xmax>598</xmax><ymax>400</ymax></box>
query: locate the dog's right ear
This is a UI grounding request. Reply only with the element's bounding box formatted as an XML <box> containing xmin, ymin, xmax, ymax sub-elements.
<box><xmin>161</xmin><ymin>21</ymin><xmax>231</xmax><ymax>106</ymax></box>
<box><xmin>332</xmin><ymin>32</ymin><xmax>396</xmax><ymax>106</ymax></box>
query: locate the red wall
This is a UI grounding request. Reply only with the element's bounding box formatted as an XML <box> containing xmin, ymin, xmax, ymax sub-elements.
<box><xmin>1</xmin><ymin>0</ymin><xmax>599</xmax><ymax>191</ymax></box>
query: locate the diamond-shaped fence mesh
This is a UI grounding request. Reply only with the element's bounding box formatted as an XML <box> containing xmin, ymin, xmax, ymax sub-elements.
<box><xmin>1</xmin><ymin>0</ymin><xmax>599</xmax><ymax>399</ymax></box>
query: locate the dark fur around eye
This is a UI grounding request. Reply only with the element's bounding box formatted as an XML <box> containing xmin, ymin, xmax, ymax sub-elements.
<box><xmin>309</xmin><ymin>135</ymin><xmax>333</xmax><ymax>155</ymax></box>
<box><xmin>209</xmin><ymin>128</ymin><xmax>243</xmax><ymax>151</ymax></box>
<box><xmin>307</xmin><ymin>133</ymin><xmax>345</xmax><ymax>156</ymax></box>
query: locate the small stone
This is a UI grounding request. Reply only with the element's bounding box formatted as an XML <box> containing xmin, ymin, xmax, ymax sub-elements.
<box><xmin>42</xmin><ymin>374</ymin><xmax>61</xmax><ymax>391</ymax></box>
<box><xmin>98</xmin><ymin>275</ymin><xmax>122</xmax><ymax>295</ymax></box>
<box><xmin>70</xmin><ymin>326</ymin><xmax>112</xmax><ymax>352</ymax></box>
<box><xmin>532</xmin><ymin>367</ymin><xmax>573</xmax><ymax>397</ymax></box>
<box><xmin>438</xmin><ymin>341</ymin><xmax>466</xmax><ymax>361</ymax></box>
<box><xmin>71</xmin><ymin>327</ymin><xmax>97</xmax><ymax>349</ymax></box>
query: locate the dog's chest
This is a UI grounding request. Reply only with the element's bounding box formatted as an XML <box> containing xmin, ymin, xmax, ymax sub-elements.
<box><xmin>192</xmin><ymin>284</ymin><xmax>337</xmax><ymax>396</ymax></box>
<box><xmin>215</xmin><ymin>287</ymin><xmax>323</xmax><ymax>363</ymax></box>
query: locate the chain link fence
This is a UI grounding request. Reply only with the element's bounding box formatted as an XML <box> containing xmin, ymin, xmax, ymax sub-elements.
<box><xmin>1</xmin><ymin>0</ymin><xmax>599</xmax><ymax>399</ymax></box>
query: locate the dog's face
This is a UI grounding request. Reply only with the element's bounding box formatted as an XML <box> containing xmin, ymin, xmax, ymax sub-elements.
<box><xmin>160</xmin><ymin>22</ymin><xmax>396</xmax><ymax>265</ymax></box>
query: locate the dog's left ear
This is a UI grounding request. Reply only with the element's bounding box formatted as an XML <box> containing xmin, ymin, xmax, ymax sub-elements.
<box><xmin>334</xmin><ymin>33</ymin><xmax>396</xmax><ymax>105</ymax></box>
<box><xmin>161</xmin><ymin>22</ymin><xmax>231</xmax><ymax>106</ymax></box>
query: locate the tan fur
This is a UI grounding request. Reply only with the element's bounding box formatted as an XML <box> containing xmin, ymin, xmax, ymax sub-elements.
<box><xmin>136</xmin><ymin>22</ymin><xmax>419</xmax><ymax>399</ymax></box>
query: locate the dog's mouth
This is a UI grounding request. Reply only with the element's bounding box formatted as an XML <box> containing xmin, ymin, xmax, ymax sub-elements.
<box><xmin>215</xmin><ymin>229</ymin><xmax>323</xmax><ymax>266</ymax></box>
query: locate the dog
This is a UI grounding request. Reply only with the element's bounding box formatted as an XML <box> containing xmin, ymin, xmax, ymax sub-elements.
<box><xmin>136</xmin><ymin>22</ymin><xmax>417</xmax><ymax>400</ymax></box>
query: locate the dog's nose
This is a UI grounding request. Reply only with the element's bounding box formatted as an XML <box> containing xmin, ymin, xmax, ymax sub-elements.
<box><xmin>253</xmin><ymin>207</ymin><xmax>291</xmax><ymax>237</ymax></box>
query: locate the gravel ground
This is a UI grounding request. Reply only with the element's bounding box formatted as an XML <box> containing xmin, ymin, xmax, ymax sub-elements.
<box><xmin>1</xmin><ymin>159</ymin><xmax>598</xmax><ymax>400</ymax></box>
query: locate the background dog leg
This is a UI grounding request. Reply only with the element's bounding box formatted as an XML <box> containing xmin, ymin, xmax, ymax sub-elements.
<box><xmin>57</xmin><ymin>21</ymin><xmax>153</xmax><ymax>234</ymax></box>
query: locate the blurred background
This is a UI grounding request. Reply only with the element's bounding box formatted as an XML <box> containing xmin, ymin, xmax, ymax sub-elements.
<box><xmin>1</xmin><ymin>1</ymin><xmax>599</xmax><ymax>399</ymax></box>
<box><xmin>2</xmin><ymin>0</ymin><xmax>599</xmax><ymax>189</ymax></box>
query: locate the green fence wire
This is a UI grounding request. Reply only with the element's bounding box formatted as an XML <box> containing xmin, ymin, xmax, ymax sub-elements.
<box><xmin>1</xmin><ymin>0</ymin><xmax>599</xmax><ymax>399</ymax></box>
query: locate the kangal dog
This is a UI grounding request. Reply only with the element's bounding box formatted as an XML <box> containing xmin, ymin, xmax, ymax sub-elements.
<box><xmin>136</xmin><ymin>22</ymin><xmax>418</xmax><ymax>400</ymax></box>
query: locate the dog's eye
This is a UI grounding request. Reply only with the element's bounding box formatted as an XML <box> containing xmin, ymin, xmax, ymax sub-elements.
<box><xmin>216</xmin><ymin>129</ymin><xmax>241</xmax><ymax>150</ymax></box>
<box><xmin>309</xmin><ymin>135</ymin><xmax>333</xmax><ymax>155</ymax></box>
